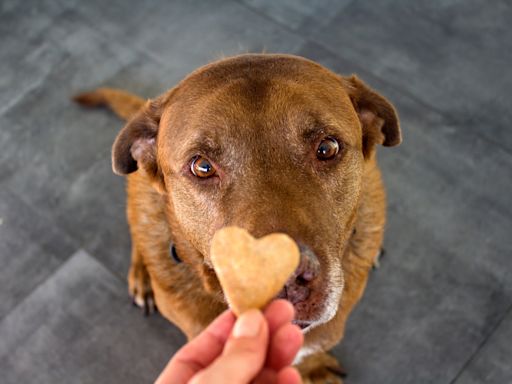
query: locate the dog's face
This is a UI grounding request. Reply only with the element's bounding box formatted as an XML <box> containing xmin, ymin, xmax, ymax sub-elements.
<box><xmin>112</xmin><ymin>55</ymin><xmax>400</xmax><ymax>331</ymax></box>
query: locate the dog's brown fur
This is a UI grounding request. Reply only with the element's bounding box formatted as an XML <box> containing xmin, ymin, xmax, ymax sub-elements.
<box><xmin>75</xmin><ymin>54</ymin><xmax>400</xmax><ymax>383</ymax></box>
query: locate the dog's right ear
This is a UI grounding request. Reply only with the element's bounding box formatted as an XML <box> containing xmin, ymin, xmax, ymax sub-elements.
<box><xmin>112</xmin><ymin>99</ymin><xmax>165</xmax><ymax>191</ymax></box>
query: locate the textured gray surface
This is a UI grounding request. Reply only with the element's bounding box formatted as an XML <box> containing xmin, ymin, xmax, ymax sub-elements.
<box><xmin>1</xmin><ymin>1</ymin><xmax>511</xmax><ymax>383</ymax></box>
<box><xmin>0</xmin><ymin>187</ymin><xmax>76</xmax><ymax>320</ymax></box>
<box><xmin>0</xmin><ymin>250</ymin><xmax>184</xmax><ymax>384</ymax></box>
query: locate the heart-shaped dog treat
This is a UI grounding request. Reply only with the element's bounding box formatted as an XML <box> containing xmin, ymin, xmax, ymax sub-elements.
<box><xmin>210</xmin><ymin>226</ymin><xmax>300</xmax><ymax>315</ymax></box>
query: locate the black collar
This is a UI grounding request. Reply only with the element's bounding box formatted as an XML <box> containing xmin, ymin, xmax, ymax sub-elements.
<box><xmin>170</xmin><ymin>243</ymin><xmax>182</xmax><ymax>263</ymax></box>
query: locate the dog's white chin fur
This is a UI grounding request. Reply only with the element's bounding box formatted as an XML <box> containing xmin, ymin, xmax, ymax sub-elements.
<box><xmin>294</xmin><ymin>257</ymin><xmax>345</xmax><ymax>364</ymax></box>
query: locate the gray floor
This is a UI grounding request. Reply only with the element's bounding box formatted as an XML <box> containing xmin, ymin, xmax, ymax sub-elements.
<box><xmin>1</xmin><ymin>1</ymin><xmax>511</xmax><ymax>383</ymax></box>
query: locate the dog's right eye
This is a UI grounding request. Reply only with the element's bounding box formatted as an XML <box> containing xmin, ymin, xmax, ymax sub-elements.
<box><xmin>190</xmin><ymin>156</ymin><xmax>216</xmax><ymax>178</ymax></box>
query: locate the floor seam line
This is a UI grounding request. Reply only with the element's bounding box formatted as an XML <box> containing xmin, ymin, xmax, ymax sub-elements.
<box><xmin>0</xmin><ymin>249</ymin><xmax>84</xmax><ymax>325</ymax></box>
<box><xmin>448</xmin><ymin>302</ymin><xmax>512</xmax><ymax>384</ymax></box>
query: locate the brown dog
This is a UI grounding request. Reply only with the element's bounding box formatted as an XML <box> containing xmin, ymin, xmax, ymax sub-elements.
<box><xmin>74</xmin><ymin>54</ymin><xmax>401</xmax><ymax>383</ymax></box>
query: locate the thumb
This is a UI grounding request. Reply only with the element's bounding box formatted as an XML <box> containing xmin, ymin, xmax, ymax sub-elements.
<box><xmin>190</xmin><ymin>309</ymin><xmax>269</xmax><ymax>384</ymax></box>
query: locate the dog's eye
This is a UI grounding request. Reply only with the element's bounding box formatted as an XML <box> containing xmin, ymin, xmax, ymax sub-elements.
<box><xmin>316</xmin><ymin>137</ymin><xmax>339</xmax><ymax>160</ymax></box>
<box><xmin>191</xmin><ymin>156</ymin><xmax>216</xmax><ymax>178</ymax></box>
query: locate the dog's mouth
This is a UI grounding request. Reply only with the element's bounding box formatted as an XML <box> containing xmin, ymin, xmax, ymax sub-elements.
<box><xmin>292</xmin><ymin>319</ymin><xmax>313</xmax><ymax>330</ymax></box>
<box><xmin>271</xmin><ymin>243</ymin><xmax>342</xmax><ymax>331</ymax></box>
<box><xmin>274</xmin><ymin>281</ymin><xmax>330</xmax><ymax>332</ymax></box>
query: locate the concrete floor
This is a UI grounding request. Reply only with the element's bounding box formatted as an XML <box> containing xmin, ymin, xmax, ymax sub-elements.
<box><xmin>1</xmin><ymin>1</ymin><xmax>511</xmax><ymax>383</ymax></box>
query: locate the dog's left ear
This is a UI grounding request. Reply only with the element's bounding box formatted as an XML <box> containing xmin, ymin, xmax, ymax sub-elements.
<box><xmin>345</xmin><ymin>75</ymin><xmax>401</xmax><ymax>158</ymax></box>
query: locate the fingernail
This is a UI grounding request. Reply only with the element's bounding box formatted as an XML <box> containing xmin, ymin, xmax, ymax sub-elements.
<box><xmin>233</xmin><ymin>309</ymin><xmax>262</xmax><ymax>338</ymax></box>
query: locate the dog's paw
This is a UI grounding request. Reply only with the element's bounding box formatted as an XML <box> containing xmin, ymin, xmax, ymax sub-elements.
<box><xmin>128</xmin><ymin>261</ymin><xmax>156</xmax><ymax>316</ymax></box>
<box><xmin>298</xmin><ymin>352</ymin><xmax>346</xmax><ymax>384</ymax></box>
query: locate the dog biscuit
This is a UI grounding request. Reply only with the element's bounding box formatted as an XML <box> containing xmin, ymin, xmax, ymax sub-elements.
<box><xmin>210</xmin><ymin>226</ymin><xmax>300</xmax><ymax>315</ymax></box>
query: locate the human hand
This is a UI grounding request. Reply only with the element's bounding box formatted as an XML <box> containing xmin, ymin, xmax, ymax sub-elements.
<box><xmin>155</xmin><ymin>299</ymin><xmax>303</xmax><ymax>384</ymax></box>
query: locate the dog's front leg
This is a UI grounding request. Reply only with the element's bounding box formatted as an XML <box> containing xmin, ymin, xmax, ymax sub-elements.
<box><xmin>128</xmin><ymin>247</ymin><xmax>156</xmax><ymax>315</ymax></box>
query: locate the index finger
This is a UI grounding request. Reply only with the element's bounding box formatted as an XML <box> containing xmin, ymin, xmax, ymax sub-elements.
<box><xmin>264</xmin><ymin>299</ymin><xmax>295</xmax><ymax>334</ymax></box>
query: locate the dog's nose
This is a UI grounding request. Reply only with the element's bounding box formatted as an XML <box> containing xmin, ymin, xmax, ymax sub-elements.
<box><xmin>276</xmin><ymin>244</ymin><xmax>320</xmax><ymax>304</ymax></box>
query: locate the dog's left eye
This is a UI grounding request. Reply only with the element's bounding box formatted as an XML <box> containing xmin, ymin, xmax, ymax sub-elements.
<box><xmin>191</xmin><ymin>156</ymin><xmax>216</xmax><ymax>178</ymax></box>
<box><xmin>316</xmin><ymin>137</ymin><xmax>339</xmax><ymax>160</ymax></box>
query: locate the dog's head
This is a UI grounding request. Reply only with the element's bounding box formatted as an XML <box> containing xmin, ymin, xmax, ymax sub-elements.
<box><xmin>112</xmin><ymin>54</ymin><xmax>400</xmax><ymax>331</ymax></box>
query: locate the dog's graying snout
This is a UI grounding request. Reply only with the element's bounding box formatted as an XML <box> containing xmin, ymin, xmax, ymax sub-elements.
<box><xmin>276</xmin><ymin>244</ymin><xmax>320</xmax><ymax>305</ymax></box>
